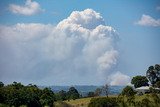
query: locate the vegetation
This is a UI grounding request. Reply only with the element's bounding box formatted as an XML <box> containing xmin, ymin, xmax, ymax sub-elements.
<box><xmin>131</xmin><ymin>75</ymin><xmax>149</xmax><ymax>88</ymax></box>
<box><xmin>146</xmin><ymin>64</ymin><xmax>160</xmax><ymax>85</ymax></box>
<box><xmin>0</xmin><ymin>82</ymin><xmax>54</xmax><ymax>107</ymax></box>
<box><xmin>130</xmin><ymin>64</ymin><xmax>160</xmax><ymax>88</ymax></box>
<box><xmin>40</xmin><ymin>88</ymin><xmax>55</xmax><ymax>107</ymax></box>
<box><xmin>55</xmin><ymin>101</ymin><xmax>72</xmax><ymax>107</ymax></box>
<box><xmin>66</xmin><ymin>87</ymin><xmax>80</xmax><ymax>100</ymax></box>
<box><xmin>56</xmin><ymin>90</ymin><xmax>67</xmax><ymax>101</ymax></box>
<box><xmin>155</xmin><ymin>81</ymin><xmax>160</xmax><ymax>88</ymax></box>
<box><xmin>62</xmin><ymin>94</ymin><xmax>160</xmax><ymax>107</ymax></box>
<box><xmin>64</xmin><ymin>97</ymin><xmax>92</xmax><ymax>107</ymax></box>
<box><xmin>88</xmin><ymin>97</ymin><xmax>118</xmax><ymax>107</ymax></box>
<box><xmin>121</xmin><ymin>86</ymin><xmax>135</xmax><ymax>97</ymax></box>
<box><xmin>0</xmin><ymin>82</ymin><xmax>80</xmax><ymax>107</ymax></box>
<box><xmin>101</xmin><ymin>84</ymin><xmax>109</xmax><ymax>97</ymax></box>
<box><xmin>86</xmin><ymin>84</ymin><xmax>110</xmax><ymax>98</ymax></box>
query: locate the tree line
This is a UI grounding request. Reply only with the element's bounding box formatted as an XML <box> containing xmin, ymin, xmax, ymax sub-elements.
<box><xmin>0</xmin><ymin>82</ymin><xmax>80</xmax><ymax>107</ymax></box>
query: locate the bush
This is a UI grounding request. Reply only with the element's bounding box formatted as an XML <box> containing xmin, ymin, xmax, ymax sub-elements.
<box><xmin>121</xmin><ymin>86</ymin><xmax>135</xmax><ymax>97</ymax></box>
<box><xmin>88</xmin><ymin>97</ymin><xmax>118</xmax><ymax>107</ymax></box>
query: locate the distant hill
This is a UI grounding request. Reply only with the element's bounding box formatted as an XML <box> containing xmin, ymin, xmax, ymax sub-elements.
<box><xmin>39</xmin><ymin>85</ymin><xmax>125</xmax><ymax>96</ymax></box>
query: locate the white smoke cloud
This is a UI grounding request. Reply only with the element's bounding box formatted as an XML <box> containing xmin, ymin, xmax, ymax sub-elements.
<box><xmin>136</xmin><ymin>14</ymin><xmax>160</xmax><ymax>27</ymax></box>
<box><xmin>9</xmin><ymin>0</ymin><xmax>44</xmax><ymax>16</ymax></box>
<box><xmin>109</xmin><ymin>72</ymin><xmax>131</xmax><ymax>86</ymax></box>
<box><xmin>97</xmin><ymin>50</ymin><xmax>118</xmax><ymax>72</ymax></box>
<box><xmin>0</xmin><ymin>9</ymin><xmax>119</xmax><ymax>85</ymax></box>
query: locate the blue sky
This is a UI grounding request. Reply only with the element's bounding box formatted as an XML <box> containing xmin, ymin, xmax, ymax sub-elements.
<box><xmin>0</xmin><ymin>0</ymin><xmax>160</xmax><ymax>86</ymax></box>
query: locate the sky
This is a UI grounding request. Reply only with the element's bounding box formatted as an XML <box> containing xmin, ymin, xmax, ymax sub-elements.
<box><xmin>0</xmin><ymin>0</ymin><xmax>160</xmax><ymax>86</ymax></box>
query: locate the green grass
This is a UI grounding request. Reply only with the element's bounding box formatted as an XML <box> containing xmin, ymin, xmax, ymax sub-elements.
<box><xmin>55</xmin><ymin>94</ymin><xmax>160</xmax><ymax>107</ymax></box>
<box><xmin>64</xmin><ymin>97</ymin><xmax>92</xmax><ymax>107</ymax></box>
<box><xmin>55</xmin><ymin>95</ymin><xmax>118</xmax><ymax>107</ymax></box>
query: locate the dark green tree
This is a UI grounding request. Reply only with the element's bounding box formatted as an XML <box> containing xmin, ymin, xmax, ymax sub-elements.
<box><xmin>58</xmin><ymin>90</ymin><xmax>67</xmax><ymax>101</ymax></box>
<box><xmin>40</xmin><ymin>88</ymin><xmax>55</xmax><ymax>107</ymax></box>
<box><xmin>0</xmin><ymin>81</ymin><xmax>4</xmax><ymax>87</ymax></box>
<box><xmin>0</xmin><ymin>82</ymin><xmax>52</xmax><ymax>107</ymax></box>
<box><xmin>131</xmin><ymin>75</ymin><xmax>149</xmax><ymax>88</ymax></box>
<box><xmin>24</xmin><ymin>84</ymin><xmax>42</xmax><ymax>107</ymax></box>
<box><xmin>67</xmin><ymin>87</ymin><xmax>80</xmax><ymax>100</ymax></box>
<box><xmin>4</xmin><ymin>82</ymin><xmax>26</xmax><ymax>107</ymax></box>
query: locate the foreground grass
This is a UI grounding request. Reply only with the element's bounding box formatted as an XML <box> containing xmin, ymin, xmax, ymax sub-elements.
<box><xmin>1</xmin><ymin>94</ymin><xmax>159</xmax><ymax>107</ymax></box>
<box><xmin>65</xmin><ymin>97</ymin><xmax>91</xmax><ymax>107</ymax></box>
<box><xmin>54</xmin><ymin>98</ymin><xmax>91</xmax><ymax>107</ymax></box>
<box><xmin>55</xmin><ymin>95</ymin><xmax>117</xmax><ymax>107</ymax></box>
<box><xmin>55</xmin><ymin>94</ymin><xmax>160</xmax><ymax>107</ymax></box>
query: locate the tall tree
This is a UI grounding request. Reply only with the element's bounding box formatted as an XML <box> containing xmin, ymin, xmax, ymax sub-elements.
<box><xmin>58</xmin><ymin>90</ymin><xmax>67</xmax><ymax>101</ymax></box>
<box><xmin>102</xmin><ymin>84</ymin><xmax>109</xmax><ymax>97</ymax></box>
<box><xmin>146</xmin><ymin>64</ymin><xmax>160</xmax><ymax>85</ymax></box>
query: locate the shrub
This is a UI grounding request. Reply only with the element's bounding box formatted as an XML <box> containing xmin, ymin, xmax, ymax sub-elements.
<box><xmin>121</xmin><ymin>86</ymin><xmax>135</xmax><ymax>97</ymax></box>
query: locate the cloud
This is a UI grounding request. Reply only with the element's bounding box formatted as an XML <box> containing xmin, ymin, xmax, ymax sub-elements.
<box><xmin>0</xmin><ymin>9</ymin><xmax>118</xmax><ymax>85</ymax></box>
<box><xmin>9</xmin><ymin>0</ymin><xmax>44</xmax><ymax>16</ymax></box>
<box><xmin>57</xmin><ymin>9</ymin><xmax>105</xmax><ymax>29</ymax></box>
<box><xmin>109</xmin><ymin>72</ymin><xmax>130</xmax><ymax>86</ymax></box>
<box><xmin>136</xmin><ymin>14</ymin><xmax>160</xmax><ymax>27</ymax></box>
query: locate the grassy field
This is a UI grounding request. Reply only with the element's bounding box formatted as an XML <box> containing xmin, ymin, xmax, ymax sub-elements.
<box><xmin>63</xmin><ymin>95</ymin><xmax>118</xmax><ymax>107</ymax></box>
<box><xmin>64</xmin><ymin>97</ymin><xmax>92</xmax><ymax>107</ymax></box>
<box><xmin>55</xmin><ymin>94</ymin><xmax>160</xmax><ymax>107</ymax></box>
<box><xmin>55</xmin><ymin>97</ymin><xmax>91</xmax><ymax>107</ymax></box>
<box><xmin>55</xmin><ymin>95</ymin><xmax>118</xmax><ymax>107</ymax></box>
